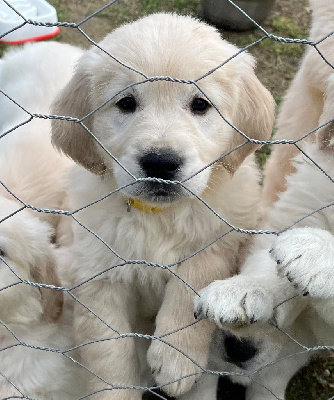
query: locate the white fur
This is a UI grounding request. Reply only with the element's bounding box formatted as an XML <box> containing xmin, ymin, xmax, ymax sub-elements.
<box><xmin>261</xmin><ymin>0</ymin><xmax>334</xmax><ymax>206</ymax></box>
<box><xmin>272</xmin><ymin>227</ymin><xmax>334</xmax><ymax>298</ymax></box>
<box><xmin>194</xmin><ymin>1</ymin><xmax>334</xmax><ymax>397</ymax></box>
<box><xmin>51</xmin><ymin>13</ymin><xmax>275</xmax><ymax>399</ymax></box>
<box><xmin>0</xmin><ymin>41</ymin><xmax>83</xmax><ymax>129</ymax></box>
<box><xmin>0</xmin><ymin>42</ymin><xmax>85</xmax><ymax>398</ymax></box>
<box><xmin>195</xmin><ymin>144</ymin><xmax>334</xmax><ymax>400</ymax></box>
<box><xmin>196</xmin><ymin>141</ymin><xmax>334</xmax><ymax>323</ymax></box>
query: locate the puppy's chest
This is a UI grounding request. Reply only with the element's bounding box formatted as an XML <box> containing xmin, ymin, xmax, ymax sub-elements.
<box><xmin>76</xmin><ymin>209</ymin><xmax>230</xmax><ymax>283</ymax></box>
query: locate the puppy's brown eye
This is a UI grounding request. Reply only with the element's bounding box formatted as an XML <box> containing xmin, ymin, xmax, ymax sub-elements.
<box><xmin>116</xmin><ymin>96</ymin><xmax>137</xmax><ymax>113</ymax></box>
<box><xmin>191</xmin><ymin>97</ymin><xmax>211</xmax><ymax>114</ymax></box>
<box><xmin>0</xmin><ymin>249</ymin><xmax>4</xmax><ymax>258</ymax></box>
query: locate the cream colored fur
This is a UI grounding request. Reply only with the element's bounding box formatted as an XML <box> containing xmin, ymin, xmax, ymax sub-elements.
<box><xmin>51</xmin><ymin>13</ymin><xmax>274</xmax><ymax>399</ymax></box>
<box><xmin>194</xmin><ymin>1</ymin><xmax>334</xmax><ymax>397</ymax></box>
<box><xmin>195</xmin><ymin>140</ymin><xmax>334</xmax><ymax>399</ymax></box>
<box><xmin>0</xmin><ymin>42</ymin><xmax>84</xmax><ymax>398</ymax></box>
<box><xmin>261</xmin><ymin>0</ymin><xmax>334</xmax><ymax>207</ymax></box>
<box><xmin>0</xmin><ymin>41</ymin><xmax>83</xmax><ymax>236</ymax></box>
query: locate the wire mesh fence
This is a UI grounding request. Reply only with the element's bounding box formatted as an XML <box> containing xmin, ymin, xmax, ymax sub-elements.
<box><xmin>0</xmin><ymin>0</ymin><xmax>333</xmax><ymax>399</ymax></box>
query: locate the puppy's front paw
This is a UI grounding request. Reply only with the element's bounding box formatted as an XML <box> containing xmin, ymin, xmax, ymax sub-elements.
<box><xmin>147</xmin><ymin>338</ymin><xmax>202</xmax><ymax>396</ymax></box>
<box><xmin>271</xmin><ymin>228</ymin><xmax>334</xmax><ymax>298</ymax></box>
<box><xmin>194</xmin><ymin>277</ymin><xmax>274</xmax><ymax>325</ymax></box>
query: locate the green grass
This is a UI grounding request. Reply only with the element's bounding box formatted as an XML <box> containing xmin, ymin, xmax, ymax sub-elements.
<box><xmin>141</xmin><ymin>0</ymin><xmax>201</xmax><ymax>14</ymax></box>
<box><xmin>271</xmin><ymin>16</ymin><xmax>305</xmax><ymax>38</ymax></box>
<box><xmin>259</xmin><ymin>38</ymin><xmax>305</xmax><ymax>56</ymax></box>
<box><xmin>255</xmin><ymin>143</ymin><xmax>272</xmax><ymax>170</ymax></box>
<box><xmin>259</xmin><ymin>16</ymin><xmax>308</xmax><ymax>56</ymax></box>
<box><xmin>287</xmin><ymin>356</ymin><xmax>334</xmax><ymax>400</ymax></box>
<box><xmin>223</xmin><ymin>12</ymin><xmax>309</xmax><ymax>61</ymax></box>
<box><xmin>0</xmin><ymin>43</ymin><xmax>9</xmax><ymax>57</ymax></box>
<box><xmin>94</xmin><ymin>4</ymin><xmax>135</xmax><ymax>25</ymax></box>
<box><xmin>49</xmin><ymin>0</ymin><xmax>68</xmax><ymax>21</ymax></box>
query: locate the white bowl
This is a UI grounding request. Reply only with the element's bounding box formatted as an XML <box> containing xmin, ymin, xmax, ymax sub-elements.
<box><xmin>0</xmin><ymin>0</ymin><xmax>59</xmax><ymax>44</ymax></box>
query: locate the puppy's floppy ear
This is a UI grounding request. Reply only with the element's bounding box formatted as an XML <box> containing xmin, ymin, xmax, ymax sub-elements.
<box><xmin>51</xmin><ymin>55</ymin><xmax>106</xmax><ymax>175</ymax></box>
<box><xmin>31</xmin><ymin>253</ymin><xmax>64</xmax><ymax>323</ymax></box>
<box><xmin>225</xmin><ymin>65</ymin><xmax>275</xmax><ymax>170</ymax></box>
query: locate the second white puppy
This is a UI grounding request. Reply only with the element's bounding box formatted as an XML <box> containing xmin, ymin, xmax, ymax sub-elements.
<box><xmin>0</xmin><ymin>42</ymin><xmax>84</xmax><ymax>399</ymax></box>
<box><xmin>195</xmin><ymin>76</ymin><xmax>334</xmax><ymax>400</ymax></box>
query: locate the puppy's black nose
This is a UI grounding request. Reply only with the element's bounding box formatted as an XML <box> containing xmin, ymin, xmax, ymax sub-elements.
<box><xmin>139</xmin><ymin>150</ymin><xmax>182</xmax><ymax>180</ymax></box>
<box><xmin>224</xmin><ymin>333</ymin><xmax>258</xmax><ymax>366</ymax></box>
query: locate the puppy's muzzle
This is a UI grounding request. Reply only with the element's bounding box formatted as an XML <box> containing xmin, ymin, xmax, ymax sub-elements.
<box><xmin>223</xmin><ymin>332</ymin><xmax>258</xmax><ymax>368</ymax></box>
<box><xmin>135</xmin><ymin>148</ymin><xmax>186</xmax><ymax>203</ymax></box>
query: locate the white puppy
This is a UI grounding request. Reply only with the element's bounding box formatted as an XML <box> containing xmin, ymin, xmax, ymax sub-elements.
<box><xmin>0</xmin><ymin>41</ymin><xmax>83</xmax><ymax>129</ymax></box>
<box><xmin>0</xmin><ymin>41</ymin><xmax>83</xmax><ymax>235</ymax></box>
<box><xmin>51</xmin><ymin>13</ymin><xmax>275</xmax><ymax>400</ymax></box>
<box><xmin>0</xmin><ymin>42</ymin><xmax>85</xmax><ymax>398</ymax></box>
<box><xmin>195</xmin><ymin>32</ymin><xmax>334</xmax><ymax>400</ymax></box>
<box><xmin>195</xmin><ymin>137</ymin><xmax>334</xmax><ymax>399</ymax></box>
<box><xmin>261</xmin><ymin>0</ymin><xmax>334</xmax><ymax>206</ymax></box>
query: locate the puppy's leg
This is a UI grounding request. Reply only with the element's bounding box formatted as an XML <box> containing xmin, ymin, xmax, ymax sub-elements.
<box><xmin>73</xmin><ymin>280</ymin><xmax>143</xmax><ymax>400</ymax></box>
<box><xmin>194</xmin><ymin>235</ymin><xmax>306</xmax><ymax>330</ymax></box>
<box><xmin>177</xmin><ymin>373</ymin><xmax>219</xmax><ymax>400</ymax></box>
<box><xmin>147</xmin><ymin>286</ymin><xmax>215</xmax><ymax>397</ymax></box>
<box><xmin>147</xmin><ymin>250</ymin><xmax>233</xmax><ymax>397</ymax></box>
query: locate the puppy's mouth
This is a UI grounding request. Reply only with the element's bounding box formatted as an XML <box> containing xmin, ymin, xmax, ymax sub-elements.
<box><xmin>132</xmin><ymin>181</ymin><xmax>185</xmax><ymax>204</ymax></box>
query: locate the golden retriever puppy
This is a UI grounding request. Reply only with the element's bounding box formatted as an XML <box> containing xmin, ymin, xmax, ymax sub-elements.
<box><xmin>195</xmin><ymin>78</ymin><xmax>334</xmax><ymax>399</ymax></box>
<box><xmin>0</xmin><ymin>42</ymin><xmax>84</xmax><ymax>398</ymax></box>
<box><xmin>0</xmin><ymin>198</ymin><xmax>80</xmax><ymax>398</ymax></box>
<box><xmin>194</xmin><ymin>1</ymin><xmax>334</xmax><ymax>395</ymax></box>
<box><xmin>0</xmin><ymin>41</ymin><xmax>83</xmax><ymax>236</ymax></box>
<box><xmin>261</xmin><ymin>0</ymin><xmax>334</xmax><ymax>207</ymax></box>
<box><xmin>51</xmin><ymin>13</ymin><xmax>274</xmax><ymax>399</ymax></box>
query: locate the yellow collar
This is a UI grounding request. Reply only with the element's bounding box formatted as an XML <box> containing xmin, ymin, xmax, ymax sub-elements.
<box><xmin>127</xmin><ymin>198</ymin><xmax>164</xmax><ymax>213</ymax></box>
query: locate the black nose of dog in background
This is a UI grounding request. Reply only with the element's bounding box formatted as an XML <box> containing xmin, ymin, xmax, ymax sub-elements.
<box><xmin>139</xmin><ymin>149</ymin><xmax>183</xmax><ymax>180</ymax></box>
<box><xmin>224</xmin><ymin>333</ymin><xmax>258</xmax><ymax>367</ymax></box>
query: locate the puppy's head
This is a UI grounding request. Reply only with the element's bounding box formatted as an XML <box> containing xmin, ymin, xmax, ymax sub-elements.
<box><xmin>52</xmin><ymin>13</ymin><xmax>274</xmax><ymax>205</ymax></box>
<box><xmin>212</xmin><ymin>329</ymin><xmax>282</xmax><ymax>387</ymax></box>
<box><xmin>0</xmin><ymin>197</ymin><xmax>63</xmax><ymax>325</ymax></box>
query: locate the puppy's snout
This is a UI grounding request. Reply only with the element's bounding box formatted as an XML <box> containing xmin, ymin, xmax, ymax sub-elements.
<box><xmin>224</xmin><ymin>333</ymin><xmax>258</xmax><ymax>366</ymax></box>
<box><xmin>139</xmin><ymin>150</ymin><xmax>183</xmax><ymax>180</ymax></box>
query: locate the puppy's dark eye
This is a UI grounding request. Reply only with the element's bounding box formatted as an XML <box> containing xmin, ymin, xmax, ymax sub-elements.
<box><xmin>191</xmin><ymin>97</ymin><xmax>211</xmax><ymax>114</ymax></box>
<box><xmin>0</xmin><ymin>249</ymin><xmax>5</xmax><ymax>258</ymax></box>
<box><xmin>116</xmin><ymin>96</ymin><xmax>137</xmax><ymax>113</ymax></box>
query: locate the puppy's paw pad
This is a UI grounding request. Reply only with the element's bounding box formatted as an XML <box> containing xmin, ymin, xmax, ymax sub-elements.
<box><xmin>194</xmin><ymin>278</ymin><xmax>274</xmax><ymax>325</ymax></box>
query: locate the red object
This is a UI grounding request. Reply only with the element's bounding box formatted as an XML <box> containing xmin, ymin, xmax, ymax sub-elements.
<box><xmin>0</xmin><ymin>26</ymin><xmax>60</xmax><ymax>44</ymax></box>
